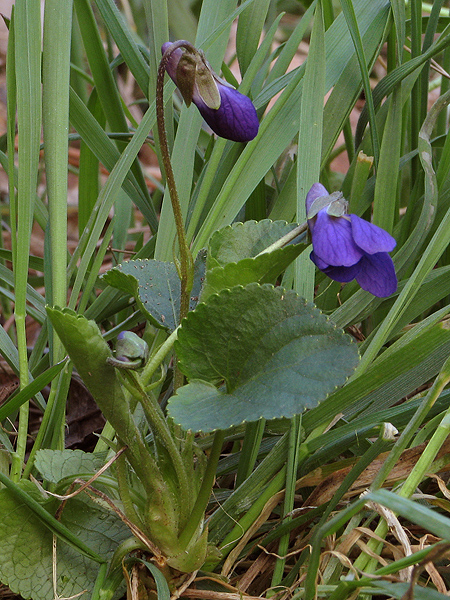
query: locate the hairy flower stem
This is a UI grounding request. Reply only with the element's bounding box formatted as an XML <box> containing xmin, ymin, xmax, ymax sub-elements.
<box><xmin>256</xmin><ymin>222</ymin><xmax>308</xmax><ymax>256</ymax></box>
<box><xmin>121</xmin><ymin>369</ymin><xmax>192</xmax><ymax>528</ymax></box>
<box><xmin>141</xmin><ymin>327</ymin><xmax>179</xmax><ymax>388</ymax></box>
<box><xmin>156</xmin><ymin>44</ymin><xmax>194</xmax><ymax>329</ymax></box>
<box><xmin>178</xmin><ymin>429</ymin><xmax>225</xmax><ymax>550</ymax></box>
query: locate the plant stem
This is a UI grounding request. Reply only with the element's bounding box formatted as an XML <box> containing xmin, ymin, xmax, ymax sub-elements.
<box><xmin>123</xmin><ymin>369</ymin><xmax>192</xmax><ymax>527</ymax></box>
<box><xmin>115</xmin><ymin>447</ymin><xmax>144</xmax><ymax>529</ymax></box>
<box><xmin>178</xmin><ymin>429</ymin><xmax>226</xmax><ymax>550</ymax></box>
<box><xmin>256</xmin><ymin>222</ymin><xmax>308</xmax><ymax>256</ymax></box>
<box><xmin>140</xmin><ymin>326</ymin><xmax>179</xmax><ymax>387</ymax></box>
<box><xmin>271</xmin><ymin>414</ymin><xmax>302</xmax><ymax>589</ymax></box>
<box><xmin>156</xmin><ymin>43</ymin><xmax>194</xmax><ymax>325</ymax></box>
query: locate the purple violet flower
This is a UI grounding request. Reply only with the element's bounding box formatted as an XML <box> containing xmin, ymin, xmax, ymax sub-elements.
<box><xmin>162</xmin><ymin>41</ymin><xmax>259</xmax><ymax>142</ymax></box>
<box><xmin>306</xmin><ymin>183</ymin><xmax>397</xmax><ymax>298</ymax></box>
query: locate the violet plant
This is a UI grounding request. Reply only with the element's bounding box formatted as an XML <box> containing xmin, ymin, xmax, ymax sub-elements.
<box><xmin>2</xmin><ymin>1</ymin><xmax>450</xmax><ymax>600</ymax></box>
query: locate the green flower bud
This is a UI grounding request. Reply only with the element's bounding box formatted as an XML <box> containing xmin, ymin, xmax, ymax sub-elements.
<box><xmin>107</xmin><ymin>331</ymin><xmax>149</xmax><ymax>370</ymax></box>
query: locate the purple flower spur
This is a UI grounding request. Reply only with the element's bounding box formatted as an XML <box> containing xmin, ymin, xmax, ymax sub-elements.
<box><xmin>306</xmin><ymin>183</ymin><xmax>397</xmax><ymax>298</ymax></box>
<box><xmin>161</xmin><ymin>41</ymin><xmax>259</xmax><ymax>142</ymax></box>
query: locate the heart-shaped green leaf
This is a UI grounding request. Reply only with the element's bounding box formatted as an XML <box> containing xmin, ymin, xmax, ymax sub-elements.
<box><xmin>168</xmin><ymin>284</ymin><xmax>359</xmax><ymax>432</ymax></box>
<box><xmin>102</xmin><ymin>251</ymin><xmax>206</xmax><ymax>331</ymax></box>
<box><xmin>201</xmin><ymin>244</ymin><xmax>305</xmax><ymax>301</ymax></box>
<box><xmin>0</xmin><ymin>480</ymin><xmax>129</xmax><ymax>600</ymax></box>
<box><xmin>207</xmin><ymin>219</ymin><xmax>302</xmax><ymax>269</ymax></box>
<box><xmin>35</xmin><ymin>449</ymin><xmax>104</xmax><ymax>484</ymax></box>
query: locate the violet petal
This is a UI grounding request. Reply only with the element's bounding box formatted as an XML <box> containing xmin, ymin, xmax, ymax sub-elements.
<box><xmin>350</xmin><ymin>214</ymin><xmax>397</xmax><ymax>254</ymax></box>
<box><xmin>161</xmin><ymin>43</ymin><xmax>183</xmax><ymax>82</ymax></box>
<box><xmin>194</xmin><ymin>84</ymin><xmax>259</xmax><ymax>142</ymax></box>
<box><xmin>310</xmin><ymin>252</ymin><xmax>361</xmax><ymax>283</ymax></box>
<box><xmin>355</xmin><ymin>252</ymin><xmax>398</xmax><ymax>297</ymax></box>
<box><xmin>311</xmin><ymin>211</ymin><xmax>364</xmax><ymax>267</ymax></box>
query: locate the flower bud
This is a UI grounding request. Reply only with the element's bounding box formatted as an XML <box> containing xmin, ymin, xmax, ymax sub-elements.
<box><xmin>114</xmin><ymin>331</ymin><xmax>149</xmax><ymax>368</ymax></box>
<box><xmin>161</xmin><ymin>41</ymin><xmax>259</xmax><ymax>142</ymax></box>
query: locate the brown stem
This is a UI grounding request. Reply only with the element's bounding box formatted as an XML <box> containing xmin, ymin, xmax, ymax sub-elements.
<box><xmin>156</xmin><ymin>42</ymin><xmax>196</xmax><ymax>389</ymax></box>
<box><xmin>156</xmin><ymin>43</ymin><xmax>194</xmax><ymax>320</ymax></box>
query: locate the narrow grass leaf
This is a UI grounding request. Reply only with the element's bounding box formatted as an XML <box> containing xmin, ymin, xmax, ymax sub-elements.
<box><xmin>340</xmin><ymin>0</ymin><xmax>382</xmax><ymax>166</ymax></box>
<box><xmin>42</xmin><ymin>0</ymin><xmax>72</xmax><ymax>352</ymax></box>
<box><xmin>296</xmin><ymin>1</ymin><xmax>325</xmax><ymax>301</ymax></box>
<box><xmin>74</xmin><ymin>0</ymin><xmax>154</xmax><ymax>229</ymax></box>
<box><xmin>94</xmin><ymin>0</ymin><xmax>149</xmax><ymax>95</ymax></box>
<box><xmin>355</xmin><ymin>24</ymin><xmax>450</xmax><ymax>146</ymax></box>
<box><xmin>372</xmin><ymin>87</ymin><xmax>402</xmax><ymax>232</ymax></box>
<box><xmin>303</xmin><ymin>317</ymin><xmax>450</xmax><ymax>431</ymax></box>
<box><xmin>266</xmin><ymin>1</ymin><xmax>317</xmax><ymax>85</ymax></box>
<box><xmin>67</xmin><ymin>104</ymin><xmax>159</xmax><ymax>295</ymax></box>
<box><xmin>390</xmin><ymin>0</ymin><xmax>406</xmax><ymax>59</ymax></box>
<box><xmin>127</xmin><ymin>558</ymin><xmax>171</xmax><ymax>600</ymax></box>
<box><xmin>0</xmin><ymin>361</ymin><xmax>65</xmax><ymax>422</ymax></box>
<box><xmin>78</xmin><ymin>90</ymin><xmax>103</xmax><ymax>236</ymax></box>
<box><xmin>13</xmin><ymin>0</ymin><xmax>42</xmax><ymax>379</ymax></box>
<box><xmin>69</xmin><ymin>87</ymin><xmax>159</xmax><ymax>232</ymax></box>
<box><xmin>356</xmin><ymin>93</ymin><xmax>450</xmax><ymax>372</ymax></box>
<box><xmin>236</xmin><ymin>0</ymin><xmax>271</xmax><ymax>76</ymax></box>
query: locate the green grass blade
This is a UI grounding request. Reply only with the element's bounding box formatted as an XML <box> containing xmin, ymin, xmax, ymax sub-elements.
<box><xmin>0</xmin><ymin>361</ymin><xmax>65</xmax><ymax>423</ymax></box>
<box><xmin>236</xmin><ymin>0</ymin><xmax>271</xmax><ymax>76</ymax></box>
<box><xmin>74</xmin><ymin>0</ymin><xmax>155</xmax><ymax>230</ymax></box>
<box><xmin>303</xmin><ymin>313</ymin><xmax>450</xmax><ymax>432</ymax></box>
<box><xmin>42</xmin><ymin>0</ymin><xmax>72</xmax><ymax>339</ymax></box>
<box><xmin>78</xmin><ymin>90</ymin><xmax>103</xmax><ymax>236</ymax></box>
<box><xmin>390</xmin><ymin>0</ymin><xmax>406</xmax><ymax>60</ymax></box>
<box><xmin>143</xmin><ymin>0</ymin><xmax>169</xmax><ymax>108</ymax></box>
<box><xmin>68</xmin><ymin>104</ymin><xmax>159</xmax><ymax>306</ymax></box>
<box><xmin>69</xmin><ymin>87</ymin><xmax>159</xmax><ymax>232</ymax></box>
<box><xmin>356</xmin><ymin>90</ymin><xmax>450</xmax><ymax>373</ymax></box>
<box><xmin>340</xmin><ymin>0</ymin><xmax>382</xmax><ymax>166</ymax></box>
<box><xmin>167</xmin><ymin>0</ymin><xmax>197</xmax><ymax>42</ymax></box>
<box><xmin>372</xmin><ymin>86</ymin><xmax>402</xmax><ymax>232</ymax></box>
<box><xmin>94</xmin><ymin>0</ymin><xmax>149</xmax><ymax>95</ymax></box>
<box><xmin>355</xmin><ymin>23</ymin><xmax>450</xmax><ymax>146</ymax></box>
<box><xmin>266</xmin><ymin>1</ymin><xmax>317</xmax><ymax>85</ymax></box>
<box><xmin>295</xmin><ymin>1</ymin><xmax>325</xmax><ymax>301</ymax></box>
<box><xmin>11</xmin><ymin>0</ymin><xmax>42</xmax><ymax>481</ymax></box>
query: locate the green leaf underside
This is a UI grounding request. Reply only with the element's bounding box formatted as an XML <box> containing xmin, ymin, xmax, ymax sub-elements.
<box><xmin>0</xmin><ymin>480</ymin><xmax>129</xmax><ymax>600</ymax></box>
<box><xmin>46</xmin><ymin>307</ymin><xmax>121</xmax><ymax>407</ymax></box>
<box><xmin>45</xmin><ymin>307</ymin><xmax>140</xmax><ymax>446</ymax></box>
<box><xmin>102</xmin><ymin>251</ymin><xmax>206</xmax><ymax>331</ymax></box>
<box><xmin>168</xmin><ymin>284</ymin><xmax>359</xmax><ymax>432</ymax></box>
<box><xmin>207</xmin><ymin>220</ymin><xmax>301</xmax><ymax>269</ymax></box>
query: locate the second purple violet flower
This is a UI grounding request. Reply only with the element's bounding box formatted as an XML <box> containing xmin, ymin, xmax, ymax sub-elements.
<box><xmin>306</xmin><ymin>183</ymin><xmax>398</xmax><ymax>298</ymax></box>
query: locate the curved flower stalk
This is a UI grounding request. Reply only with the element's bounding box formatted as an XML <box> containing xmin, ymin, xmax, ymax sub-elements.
<box><xmin>306</xmin><ymin>183</ymin><xmax>397</xmax><ymax>298</ymax></box>
<box><xmin>161</xmin><ymin>41</ymin><xmax>259</xmax><ymax>142</ymax></box>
